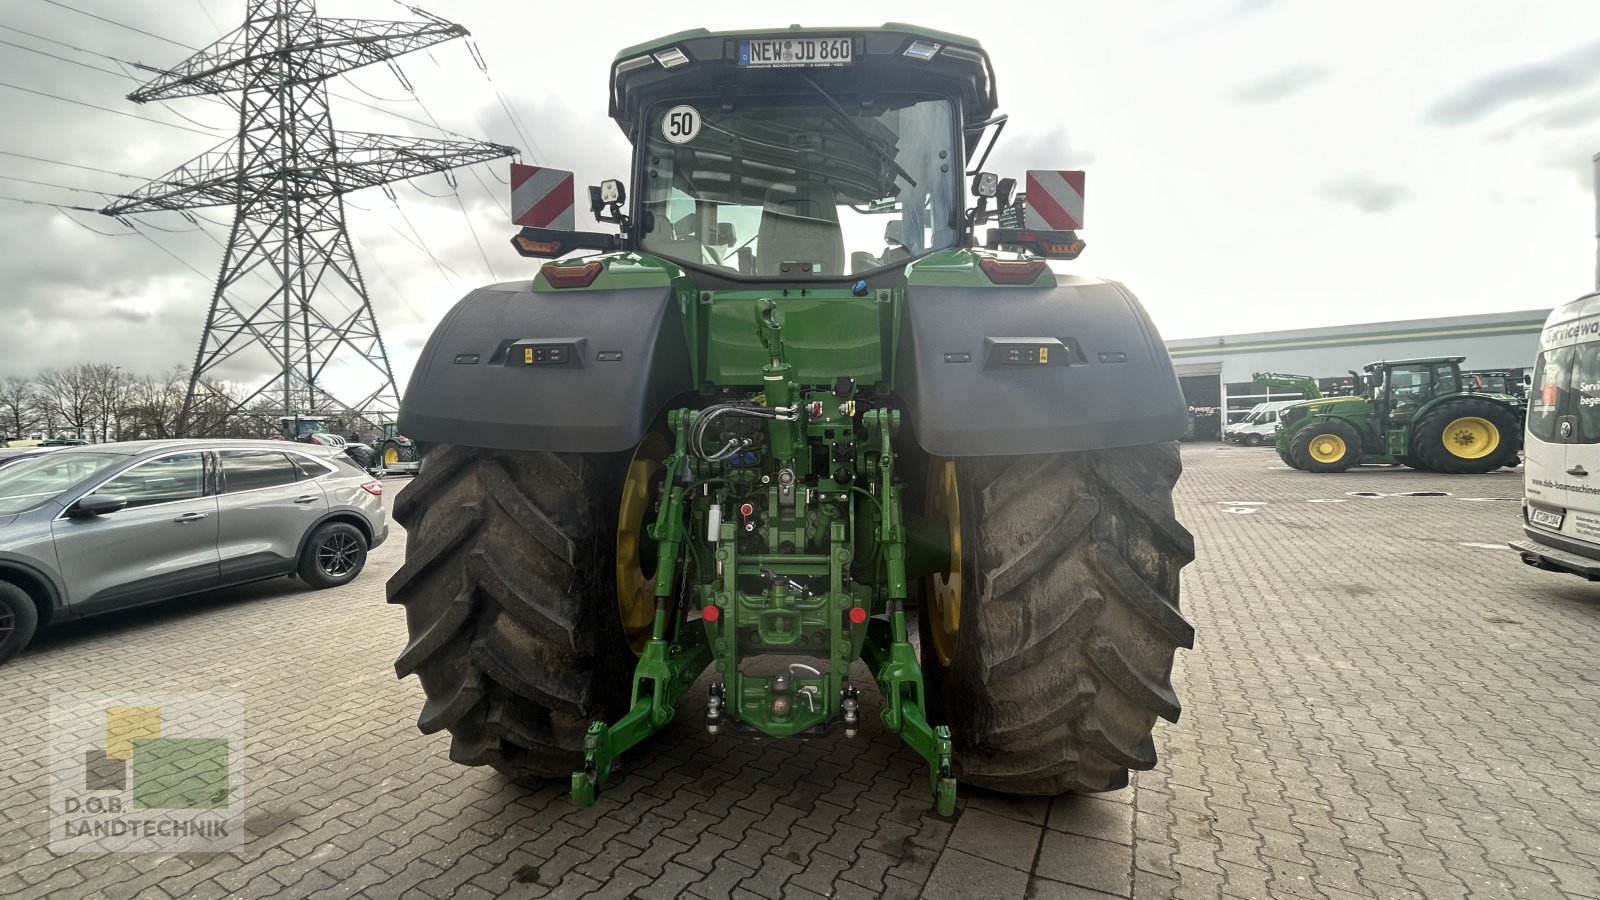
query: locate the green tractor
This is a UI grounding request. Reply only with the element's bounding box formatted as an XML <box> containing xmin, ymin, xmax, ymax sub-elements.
<box><xmin>1275</xmin><ymin>357</ymin><xmax>1524</xmax><ymax>473</ymax></box>
<box><xmin>389</xmin><ymin>25</ymin><xmax>1195</xmax><ymax>815</ymax></box>
<box><xmin>371</xmin><ymin>422</ymin><xmax>419</xmax><ymax>471</ymax></box>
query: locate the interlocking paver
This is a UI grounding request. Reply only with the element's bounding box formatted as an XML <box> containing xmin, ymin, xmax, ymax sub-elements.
<box><xmin>5</xmin><ymin>448</ymin><xmax>1600</xmax><ymax>898</ymax></box>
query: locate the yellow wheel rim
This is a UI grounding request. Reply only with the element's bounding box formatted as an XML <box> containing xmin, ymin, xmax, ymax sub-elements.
<box><xmin>615</xmin><ymin>433</ymin><xmax>668</xmax><ymax>655</ymax></box>
<box><xmin>1308</xmin><ymin>434</ymin><xmax>1347</xmax><ymax>464</ymax></box>
<box><xmin>383</xmin><ymin>447</ymin><xmax>400</xmax><ymax>465</ymax></box>
<box><xmin>925</xmin><ymin>458</ymin><xmax>962</xmax><ymax>667</ymax></box>
<box><xmin>1443</xmin><ymin>416</ymin><xmax>1499</xmax><ymax>459</ymax></box>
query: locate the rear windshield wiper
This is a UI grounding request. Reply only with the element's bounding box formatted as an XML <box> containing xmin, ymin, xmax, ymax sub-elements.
<box><xmin>798</xmin><ymin>74</ymin><xmax>917</xmax><ymax>189</ymax></box>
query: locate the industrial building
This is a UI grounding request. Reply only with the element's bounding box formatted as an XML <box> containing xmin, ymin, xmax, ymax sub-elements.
<box><xmin>1165</xmin><ymin>309</ymin><xmax>1548</xmax><ymax>441</ymax></box>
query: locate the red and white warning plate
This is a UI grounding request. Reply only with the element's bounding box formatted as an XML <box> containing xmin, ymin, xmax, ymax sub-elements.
<box><xmin>1023</xmin><ymin>170</ymin><xmax>1085</xmax><ymax>231</ymax></box>
<box><xmin>511</xmin><ymin>163</ymin><xmax>575</xmax><ymax>230</ymax></box>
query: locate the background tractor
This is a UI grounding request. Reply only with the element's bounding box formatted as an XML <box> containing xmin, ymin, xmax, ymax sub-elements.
<box><xmin>388</xmin><ymin>25</ymin><xmax>1195</xmax><ymax>815</ymax></box>
<box><xmin>1275</xmin><ymin>357</ymin><xmax>1524</xmax><ymax>473</ymax></box>
<box><xmin>371</xmin><ymin>422</ymin><xmax>419</xmax><ymax>472</ymax></box>
<box><xmin>277</xmin><ymin>414</ymin><xmax>375</xmax><ymax>468</ymax></box>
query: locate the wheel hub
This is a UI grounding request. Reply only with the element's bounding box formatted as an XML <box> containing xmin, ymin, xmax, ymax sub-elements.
<box><xmin>925</xmin><ymin>458</ymin><xmax>962</xmax><ymax>666</ymax></box>
<box><xmin>318</xmin><ymin>534</ymin><xmax>360</xmax><ymax>576</ymax></box>
<box><xmin>1443</xmin><ymin>416</ymin><xmax>1499</xmax><ymax>459</ymax></box>
<box><xmin>616</xmin><ymin>434</ymin><xmax>668</xmax><ymax>655</ymax></box>
<box><xmin>1309</xmin><ymin>434</ymin><xmax>1346</xmax><ymax>463</ymax></box>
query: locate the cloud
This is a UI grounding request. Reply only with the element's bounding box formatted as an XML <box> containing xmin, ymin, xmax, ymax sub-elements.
<box><xmin>1317</xmin><ymin>174</ymin><xmax>1412</xmax><ymax>213</ymax></box>
<box><xmin>1229</xmin><ymin>66</ymin><xmax>1331</xmax><ymax>105</ymax></box>
<box><xmin>1425</xmin><ymin>38</ymin><xmax>1600</xmax><ymax>126</ymax></box>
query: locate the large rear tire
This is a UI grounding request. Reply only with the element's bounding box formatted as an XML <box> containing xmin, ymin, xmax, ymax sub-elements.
<box><xmin>918</xmin><ymin>444</ymin><xmax>1195</xmax><ymax>794</ymax></box>
<box><xmin>344</xmin><ymin>443</ymin><xmax>375</xmax><ymax>469</ymax></box>
<box><xmin>387</xmin><ymin>444</ymin><xmax>635</xmax><ymax>779</ymax></box>
<box><xmin>1410</xmin><ymin>399</ymin><xmax>1522</xmax><ymax>475</ymax></box>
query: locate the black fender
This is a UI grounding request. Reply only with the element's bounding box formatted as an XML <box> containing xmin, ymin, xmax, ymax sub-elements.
<box><xmin>398</xmin><ymin>281</ymin><xmax>692</xmax><ymax>452</ymax></box>
<box><xmin>895</xmin><ymin>276</ymin><xmax>1187</xmax><ymax>456</ymax></box>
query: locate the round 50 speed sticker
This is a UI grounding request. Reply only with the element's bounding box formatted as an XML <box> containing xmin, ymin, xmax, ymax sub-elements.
<box><xmin>662</xmin><ymin>105</ymin><xmax>701</xmax><ymax>144</ymax></box>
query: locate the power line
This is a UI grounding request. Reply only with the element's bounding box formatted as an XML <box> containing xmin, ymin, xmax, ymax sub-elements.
<box><xmin>0</xmin><ymin>172</ymin><xmax>115</xmax><ymax>197</ymax></box>
<box><xmin>0</xmin><ymin>149</ymin><xmax>152</xmax><ymax>182</ymax></box>
<box><xmin>450</xmin><ymin>182</ymin><xmax>497</xmax><ymax>281</ymax></box>
<box><xmin>0</xmin><ymin>192</ymin><xmax>98</xmax><ymax>211</ymax></box>
<box><xmin>56</xmin><ymin>208</ymin><xmax>138</xmax><ymax>237</ymax></box>
<box><xmin>36</xmin><ymin>0</ymin><xmax>199</xmax><ymax>51</ymax></box>
<box><xmin>0</xmin><ymin>23</ymin><xmax>158</xmax><ymax>71</ymax></box>
<box><xmin>0</xmin><ymin>80</ymin><xmax>218</xmax><ymax>136</ymax></box>
<box><xmin>124</xmin><ymin>220</ymin><xmax>214</xmax><ymax>280</ymax></box>
<box><xmin>0</xmin><ymin>37</ymin><xmax>130</xmax><ymax>78</ymax></box>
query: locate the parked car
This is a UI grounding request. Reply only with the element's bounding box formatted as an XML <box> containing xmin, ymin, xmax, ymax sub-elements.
<box><xmin>0</xmin><ymin>439</ymin><xmax>388</xmax><ymax>664</ymax></box>
<box><xmin>0</xmin><ymin>446</ymin><xmax>63</xmax><ymax>472</ymax></box>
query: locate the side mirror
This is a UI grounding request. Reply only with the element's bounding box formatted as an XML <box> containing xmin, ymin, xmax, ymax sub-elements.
<box><xmin>69</xmin><ymin>494</ymin><xmax>128</xmax><ymax>518</ymax></box>
<box><xmin>711</xmin><ymin>222</ymin><xmax>737</xmax><ymax>247</ymax></box>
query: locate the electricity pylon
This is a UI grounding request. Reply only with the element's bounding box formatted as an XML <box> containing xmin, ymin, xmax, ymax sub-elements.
<box><xmin>102</xmin><ymin>0</ymin><xmax>515</xmax><ymax>430</ymax></box>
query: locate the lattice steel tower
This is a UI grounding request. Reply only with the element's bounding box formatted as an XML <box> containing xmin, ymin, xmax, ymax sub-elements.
<box><xmin>102</xmin><ymin>0</ymin><xmax>514</xmax><ymax>428</ymax></box>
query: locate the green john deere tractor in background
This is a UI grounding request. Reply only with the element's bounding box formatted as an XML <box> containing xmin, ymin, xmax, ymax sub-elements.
<box><xmin>371</xmin><ymin>422</ymin><xmax>419</xmax><ymax>470</ymax></box>
<box><xmin>388</xmin><ymin>25</ymin><xmax>1195</xmax><ymax>816</ymax></box>
<box><xmin>1276</xmin><ymin>357</ymin><xmax>1524</xmax><ymax>473</ymax></box>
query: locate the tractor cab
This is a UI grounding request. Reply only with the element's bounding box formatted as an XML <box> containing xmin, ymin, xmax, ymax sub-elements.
<box><xmin>279</xmin><ymin>415</ymin><xmax>339</xmax><ymax>444</ymax></box>
<box><xmin>1366</xmin><ymin>357</ymin><xmax>1465</xmax><ymax>426</ymax></box>
<box><xmin>511</xmin><ymin>25</ymin><xmax>1085</xmax><ymax>278</ymax></box>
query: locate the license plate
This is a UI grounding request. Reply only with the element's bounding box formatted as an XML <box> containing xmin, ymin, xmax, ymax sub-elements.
<box><xmin>1530</xmin><ymin>507</ymin><xmax>1565</xmax><ymax>530</ymax></box>
<box><xmin>740</xmin><ymin>37</ymin><xmax>853</xmax><ymax>68</ymax></box>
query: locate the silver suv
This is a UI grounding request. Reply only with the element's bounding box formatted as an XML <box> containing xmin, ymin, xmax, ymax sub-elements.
<box><xmin>0</xmin><ymin>440</ymin><xmax>388</xmax><ymax>664</ymax></box>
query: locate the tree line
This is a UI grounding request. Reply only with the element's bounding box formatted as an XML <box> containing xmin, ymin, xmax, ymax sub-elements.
<box><xmin>0</xmin><ymin>365</ymin><xmax>365</xmax><ymax>444</ymax></box>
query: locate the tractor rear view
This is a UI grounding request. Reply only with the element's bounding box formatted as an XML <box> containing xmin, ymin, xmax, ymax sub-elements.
<box><xmin>388</xmin><ymin>25</ymin><xmax>1195</xmax><ymax>815</ymax></box>
<box><xmin>1276</xmin><ymin>357</ymin><xmax>1524</xmax><ymax>473</ymax></box>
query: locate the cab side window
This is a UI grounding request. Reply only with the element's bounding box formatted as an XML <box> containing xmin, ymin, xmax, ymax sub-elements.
<box><xmin>1387</xmin><ymin>366</ymin><xmax>1433</xmax><ymax>416</ymax></box>
<box><xmin>94</xmin><ymin>452</ymin><xmax>206</xmax><ymax>509</ymax></box>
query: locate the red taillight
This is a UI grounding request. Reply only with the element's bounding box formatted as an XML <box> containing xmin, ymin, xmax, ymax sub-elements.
<box><xmin>703</xmin><ymin>604</ymin><xmax>720</xmax><ymax>622</ymax></box>
<box><xmin>848</xmin><ymin>606</ymin><xmax>868</xmax><ymax>625</ymax></box>
<box><xmin>361</xmin><ymin>482</ymin><xmax>383</xmax><ymax>496</ymax></box>
<box><xmin>541</xmin><ymin>260</ymin><xmax>603</xmax><ymax>289</ymax></box>
<box><xmin>978</xmin><ymin>257</ymin><xmax>1048</xmax><ymax>285</ymax></box>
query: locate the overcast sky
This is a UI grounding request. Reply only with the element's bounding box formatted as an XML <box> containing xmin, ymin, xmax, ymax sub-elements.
<box><xmin>0</xmin><ymin>0</ymin><xmax>1597</xmax><ymax>402</ymax></box>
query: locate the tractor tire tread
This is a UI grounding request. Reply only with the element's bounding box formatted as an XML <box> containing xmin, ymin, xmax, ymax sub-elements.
<box><xmin>932</xmin><ymin>443</ymin><xmax>1194</xmax><ymax>795</ymax></box>
<box><xmin>388</xmin><ymin>445</ymin><xmax>632</xmax><ymax>781</ymax></box>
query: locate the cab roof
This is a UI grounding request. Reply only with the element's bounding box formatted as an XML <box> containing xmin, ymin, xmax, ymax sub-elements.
<box><xmin>1362</xmin><ymin>357</ymin><xmax>1464</xmax><ymax>371</ymax></box>
<box><xmin>608</xmin><ymin>23</ymin><xmax>999</xmax><ymax>141</ymax></box>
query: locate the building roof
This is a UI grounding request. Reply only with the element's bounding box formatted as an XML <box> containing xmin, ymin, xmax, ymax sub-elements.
<box><xmin>1166</xmin><ymin>309</ymin><xmax>1549</xmax><ymax>360</ymax></box>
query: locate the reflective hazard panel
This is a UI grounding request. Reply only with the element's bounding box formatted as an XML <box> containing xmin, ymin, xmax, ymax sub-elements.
<box><xmin>510</xmin><ymin>163</ymin><xmax>576</xmax><ymax>230</ymax></box>
<box><xmin>1023</xmin><ymin>170</ymin><xmax>1085</xmax><ymax>231</ymax></box>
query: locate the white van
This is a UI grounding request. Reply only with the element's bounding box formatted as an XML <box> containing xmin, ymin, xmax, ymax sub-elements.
<box><xmin>1224</xmin><ymin>400</ymin><xmax>1300</xmax><ymax>446</ymax></box>
<box><xmin>1513</xmin><ymin>292</ymin><xmax>1600</xmax><ymax>578</ymax></box>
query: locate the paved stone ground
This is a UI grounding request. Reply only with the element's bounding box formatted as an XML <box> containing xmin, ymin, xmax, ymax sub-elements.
<box><xmin>2</xmin><ymin>445</ymin><xmax>1599</xmax><ymax>899</ymax></box>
